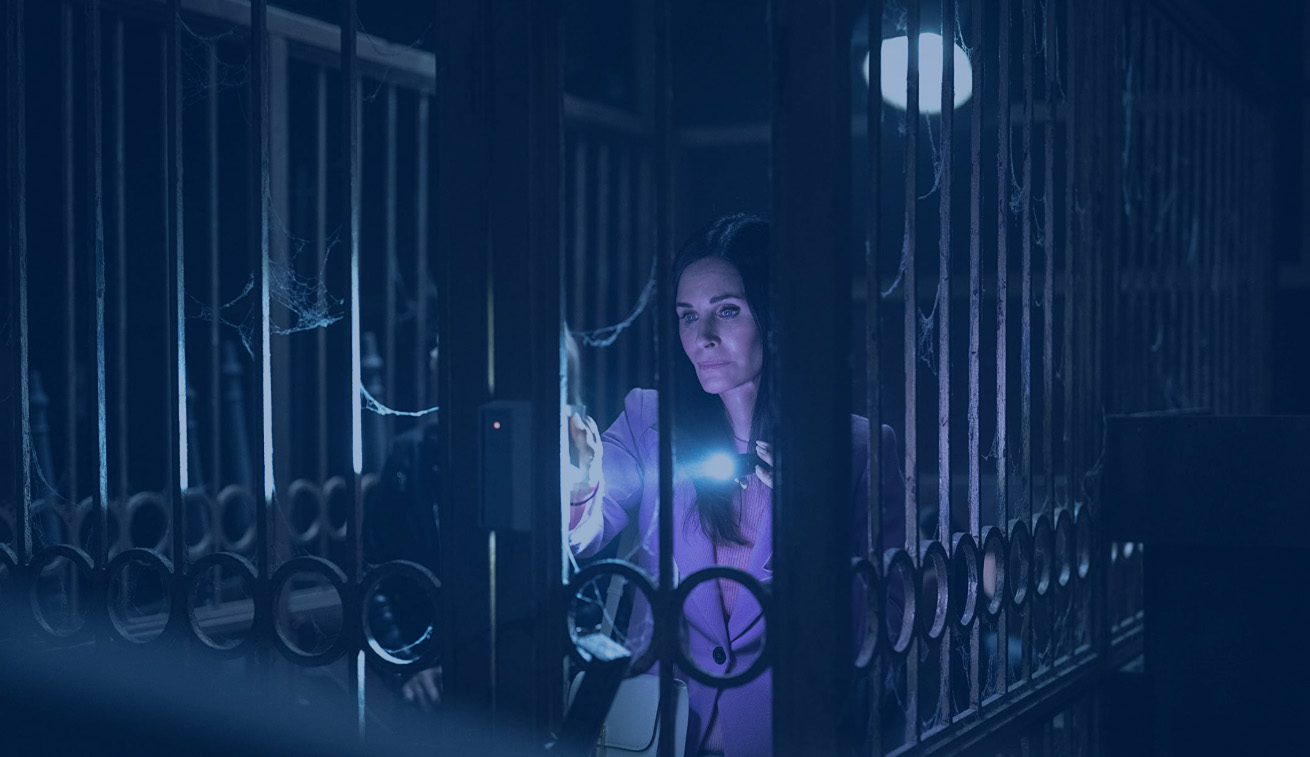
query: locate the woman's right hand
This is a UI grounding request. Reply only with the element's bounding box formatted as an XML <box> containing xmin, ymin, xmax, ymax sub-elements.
<box><xmin>568</xmin><ymin>413</ymin><xmax>603</xmax><ymax>501</ymax></box>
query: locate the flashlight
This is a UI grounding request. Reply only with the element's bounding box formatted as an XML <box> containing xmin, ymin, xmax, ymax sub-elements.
<box><xmin>697</xmin><ymin>451</ymin><xmax>770</xmax><ymax>489</ymax></box>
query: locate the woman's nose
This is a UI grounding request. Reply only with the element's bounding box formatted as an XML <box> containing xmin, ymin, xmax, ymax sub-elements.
<box><xmin>698</xmin><ymin>321</ymin><xmax>719</xmax><ymax>346</ymax></box>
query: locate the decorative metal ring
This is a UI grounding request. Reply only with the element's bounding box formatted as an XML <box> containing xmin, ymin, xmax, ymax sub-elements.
<box><xmin>917</xmin><ymin>540</ymin><xmax>950</xmax><ymax>641</ymax></box>
<box><xmin>270</xmin><ymin>555</ymin><xmax>351</xmax><ymax>667</ymax></box>
<box><xmin>1074</xmin><ymin>504</ymin><xmax>1092</xmax><ymax>579</ymax></box>
<box><xmin>851</xmin><ymin>556</ymin><xmax>881</xmax><ymax>672</ymax></box>
<box><xmin>359</xmin><ymin>559</ymin><xmax>442</xmax><ymax>671</ymax></box>
<box><xmin>1007</xmin><ymin>519</ymin><xmax>1032</xmax><ymax>608</ymax></box>
<box><xmin>564</xmin><ymin>559</ymin><xmax>659</xmax><ymax>677</ymax></box>
<box><xmin>981</xmin><ymin>526</ymin><xmax>1007</xmax><ymax>619</ymax></box>
<box><xmin>216</xmin><ymin>485</ymin><xmax>257</xmax><ymax>555</ymax></box>
<box><xmin>322</xmin><ymin>476</ymin><xmax>351</xmax><ymax>541</ymax></box>
<box><xmin>286</xmin><ymin>479</ymin><xmax>323</xmax><ymax>547</ymax></box>
<box><xmin>28</xmin><ymin>544</ymin><xmax>97</xmax><ymax>640</ymax></box>
<box><xmin>70</xmin><ymin>497</ymin><xmax>109</xmax><ymax>555</ymax></box>
<box><xmin>1032</xmin><ymin>513</ymin><xmax>1055</xmax><ymax>598</ymax></box>
<box><xmin>883</xmin><ymin>548</ymin><xmax>917</xmax><ymax>655</ymax></box>
<box><xmin>184</xmin><ymin>551</ymin><xmax>259</xmax><ymax>656</ymax></box>
<box><xmin>125</xmin><ymin>491</ymin><xmax>171</xmax><ymax>553</ymax></box>
<box><xmin>105</xmin><ymin>547</ymin><xmax>175</xmax><ymax>644</ymax></box>
<box><xmin>182</xmin><ymin>488</ymin><xmax>216</xmax><ymax>560</ymax></box>
<box><xmin>949</xmin><ymin>533</ymin><xmax>980</xmax><ymax>628</ymax></box>
<box><xmin>1055</xmin><ymin>508</ymin><xmax>1075</xmax><ymax>589</ymax></box>
<box><xmin>672</xmin><ymin>565</ymin><xmax>772</xmax><ymax>689</ymax></box>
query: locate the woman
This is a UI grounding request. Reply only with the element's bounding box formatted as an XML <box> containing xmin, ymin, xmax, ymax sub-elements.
<box><xmin>568</xmin><ymin>213</ymin><xmax>904</xmax><ymax>757</ymax></box>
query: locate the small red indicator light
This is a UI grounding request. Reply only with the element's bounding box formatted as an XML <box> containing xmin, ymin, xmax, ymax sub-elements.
<box><xmin>492</xmin><ymin>421</ymin><xmax>502</xmax><ymax>430</ymax></box>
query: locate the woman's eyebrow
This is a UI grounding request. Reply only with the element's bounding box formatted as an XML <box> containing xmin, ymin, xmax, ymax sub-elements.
<box><xmin>676</xmin><ymin>293</ymin><xmax>744</xmax><ymax>309</ymax></box>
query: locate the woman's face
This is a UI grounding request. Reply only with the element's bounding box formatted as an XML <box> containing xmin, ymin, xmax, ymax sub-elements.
<box><xmin>675</xmin><ymin>257</ymin><xmax>764</xmax><ymax>398</ymax></box>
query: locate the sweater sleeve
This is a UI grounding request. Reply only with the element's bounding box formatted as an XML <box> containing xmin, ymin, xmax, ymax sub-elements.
<box><xmin>567</xmin><ymin>388</ymin><xmax>655</xmax><ymax>558</ymax></box>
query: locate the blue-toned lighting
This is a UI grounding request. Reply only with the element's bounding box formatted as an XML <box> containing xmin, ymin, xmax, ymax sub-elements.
<box><xmin>864</xmin><ymin>33</ymin><xmax>973</xmax><ymax>114</ymax></box>
<box><xmin>700</xmin><ymin>453</ymin><xmax>737</xmax><ymax>482</ymax></box>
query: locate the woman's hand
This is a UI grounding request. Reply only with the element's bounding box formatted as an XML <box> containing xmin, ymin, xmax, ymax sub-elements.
<box><xmin>568</xmin><ymin>413</ymin><xmax>603</xmax><ymax>501</ymax></box>
<box><xmin>754</xmin><ymin>440</ymin><xmax>773</xmax><ymax>489</ymax></box>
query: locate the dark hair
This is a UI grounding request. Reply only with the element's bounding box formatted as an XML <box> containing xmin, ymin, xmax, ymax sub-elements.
<box><xmin>672</xmin><ymin>213</ymin><xmax>774</xmax><ymax>546</ymax></box>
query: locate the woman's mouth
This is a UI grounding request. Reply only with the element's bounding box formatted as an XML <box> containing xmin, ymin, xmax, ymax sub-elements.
<box><xmin>698</xmin><ymin>361</ymin><xmax>729</xmax><ymax>370</ymax></box>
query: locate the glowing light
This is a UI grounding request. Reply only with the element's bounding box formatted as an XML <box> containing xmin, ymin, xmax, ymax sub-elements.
<box><xmin>864</xmin><ymin>33</ymin><xmax>973</xmax><ymax>114</ymax></box>
<box><xmin>700</xmin><ymin>453</ymin><xmax>737</xmax><ymax>482</ymax></box>
<box><xmin>492</xmin><ymin>420</ymin><xmax>502</xmax><ymax>430</ymax></box>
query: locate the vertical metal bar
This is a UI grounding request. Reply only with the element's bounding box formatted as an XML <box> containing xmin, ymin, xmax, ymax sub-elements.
<box><xmin>1019</xmin><ymin>0</ymin><xmax>1034</xmax><ymax>526</ymax></box>
<box><xmin>1221</xmin><ymin>84</ymin><xmax>1235</xmax><ymax>413</ymax></box>
<box><xmin>483</xmin><ymin>0</ymin><xmax>564</xmax><ymax>731</ymax></box>
<box><xmin>1081</xmin><ymin>0</ymin><xmax>1098</xmax><ymax>526</ymax></box>
<box><xmin>415</xmin><ymin>96</ymin><xmax>430</xmax><ymax>410</ymax></box>
<box><xmin>771</xmin><ymin>0</ymin><xmax>853</xmax><ymax>750</ymax></box>
<box><xmin>571</xmin><ymin>139</ymin><xmax>588</xmax><ymax>341</ymax></box>
<box><xmin>1180</xmin><ymin>35</ymin><xmax>1196</xmax><ymax>409</ymax></box>
<box><xmin>384</xmin><ymin>85</ymin><xmax>398</xmax><ymax>428</ymax></box>
<box><xmin>340</xmin><ymin>0</ymin><xmax>365</xmax><ymax>734</ymax></box>
<box><xmin>1061</xmin><ymin>0</ymin><xmax>1077</xmax><ymax>663</ymax></box>
<box><xmin>1042</xmin><ymin>0</ymin><xmax>1055</xmax><ymax>520</ymax></box>
<box><xmin>1191</xmin><ymin>50</ymin><xmax>1204</xmax><ymax>411</ymax></box>
<box><xmin>1120</xmin><ymin>1</ymin><xmax>1140</xmax><ymax>414</ymax></box>
<box><xmin>1063</xmin><ymin>0</ymin><xmax>1076</xmax><ymax>512</ymax></box>
<box><xmin>86</xmin><ymin>0</ymin><xmax>108</xmax><ymax>569</ymax></box>
<box><xmin>315</xmin><ymin>69</ymin><xmax>328</xmax><ymax>481</ymax></box>
<box><xmin>250</xmin><ymin>0</ymin><xmax>273</xmax><ymax>656</ymax></box>
<box><xmin>1229</xmin><ymin>88</ymin><xmax>1241</xmax><ymax>413</ymax></box>
<box><xmin>434</xmin><ymin>0</ymin><xmax>493</xmax><ymax>717</ymax></box>
<box><xmin>1164</xmin><ymin>27</ymin><xmax>1181</xmax><ymax>412</ymax></box>
<box><xmin>637</xmin><ymin>152</ymin><xmax>652</xmax><ymax>387</ymax></box>
<box><xmin>1146</xmin><ymin>14</ymin><xmax>1163</xmax><ymax>412</ymax></box>
<box><xmin>1203</xmin><ymin>62</ymin><xmax>1217</xmax><ymax>412</ymax></box>
<box><xmin>865</xmin><ymin>0</ymin><xmax>883</xmax><ymax>575</ymax></box>
<box><xmin>594</xmin><ymin>141</ymin><xmax>610</xmax><ymax>416</ymax></box>
<box><xmin>967</xmin><ymin>0</ymin><xmax>983</xmax><ymax>713</ymax></box>
<box><xmin>1244</xmin><ymin>109</ymin><xmax>1261</xmax><ymax>412</ymax></box>
<box><xmin>615</xmin><ymin>144</ymin><xmax>633</xmax><ymax>410</ymax></box>
<box><xmin>62</xmin><ymin>2</ymin><xmax>79</xmax><ymax>509</ymax></box>
<box><xmin>8</xmin><ymin>0</ymin><xmax>33</xmax><ymax>566</ymax></box>
<box><xmin>904</xmin><ymin>0</ymin><xmax>921</xmax><ymax>740</ymax></box>
<box><xmin>654</xmin><ymin>2</ymin><xmax>676</xmax><ymax>753</ymax></box>
<box><xmin>864</xmin><ymin>0</ymin><xmax>885</xmax><ymax>741</ymax></box>
<box><xmin>1211</xmin><ymin>74</ymin><xmax>1225</xmax><ymax>413</ymax></box>
<box><xmin>995</xmin><ymin>0</ymin><xmax>1011</xmax><ymax>699</ymax></box>
<box><xmin>165</xmin><ymin>0</ymin><xmax>188</xmax><ymax>581</ymax></box>
<box><xmin>1103</xmin><ymin>0</ymin><xmax>1120</xmax><ymax>418</ymax></box>
<box><xmin>1239</xmin><ymin>98</ymin><xmax>1251</xmax><ymax>413</ymax></box>
<box><xmin>1073</xmin><ymin>0</ymin><xmax>1091</xmax><ymax>512</ymax></box>
<box><xmin>571</xmin><ymin>136</ymin><xmax>586</xmax><ymax>361</ymax></box>
<box><xmin>113</xmin><ymin>18</ymin><xmax>128</xmax><ymax>504</ymax></box>
<box><xmin>936</xmin><ymin>0</ymin><xmax>954</xmax><ymax>725</ymax></box>
<box><xmin>1220</xmin><ymin>83</ymin><xmax>1231</xmax><ymax>413</ymax></box>
<box><xmin>1020</xmin><ymin>0</ymin><xmax>1034</xmax><ymax>683</ymax></box>
<box><xmin>208</xmin><ymin>45</ymin><xmax>222</xmax><ymax>491</ymax></box>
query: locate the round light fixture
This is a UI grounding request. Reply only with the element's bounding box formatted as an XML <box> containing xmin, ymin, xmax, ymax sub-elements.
<box><xmin>864</xmin><ymin>33</ymin><xmax>973</xmax><ymax>114</ymax></box>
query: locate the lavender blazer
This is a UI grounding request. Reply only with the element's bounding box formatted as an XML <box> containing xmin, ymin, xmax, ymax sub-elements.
<box><xmin>569</xmin><ymin>389</ymin><xmax>905</xmax><ymax>757</ymax></box>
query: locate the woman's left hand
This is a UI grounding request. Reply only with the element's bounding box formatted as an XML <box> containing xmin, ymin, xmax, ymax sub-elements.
<box><xmin>754</xmin><ymin>440</ymin><xmax>773</xmax><ymax>489</ymax></box>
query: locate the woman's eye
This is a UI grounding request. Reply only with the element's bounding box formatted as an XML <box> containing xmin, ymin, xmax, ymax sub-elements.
<box><xmin>718</xmin><ymin>305</ymin><xmax>740</xmax><ymax>318</ymax></box>
<box><xmin>679</xmin><ymin>311</ymin><xmax>698</xmax><ymax>324</ymax></box>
